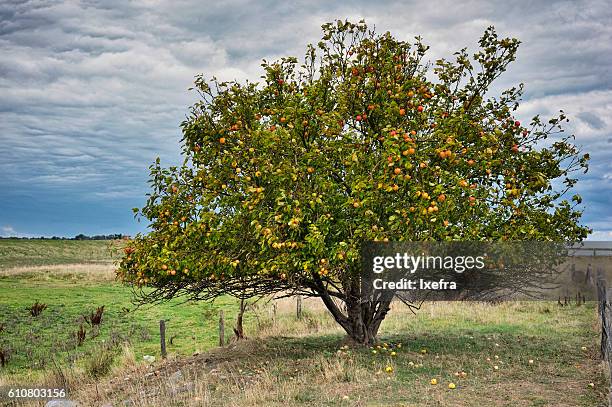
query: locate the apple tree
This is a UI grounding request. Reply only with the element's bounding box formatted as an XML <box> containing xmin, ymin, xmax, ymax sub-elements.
<box><xmin>118</xmin><ymin>20</ymin><xmax>590</xmax><ymax>345</ymax></box>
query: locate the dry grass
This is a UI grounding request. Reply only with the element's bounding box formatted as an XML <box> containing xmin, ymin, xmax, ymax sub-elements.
<box><xmin>250</xmin><ymin>296</ymin><xmax>341</xmax><ymax>338</ymax></box>
<box><xmin>0</xmin><ymin>263</ymin><xmax>116</xmax><ymax>282</ymax></box>
<box><xmin>58</xmin><ymin>300</ymin><xmax>606</xmax><ymax>407</ymax></box>
<box><xmin>0</xmin><ymin>239</ymin><xmax>119</xmax><ymax>269</ymax></box>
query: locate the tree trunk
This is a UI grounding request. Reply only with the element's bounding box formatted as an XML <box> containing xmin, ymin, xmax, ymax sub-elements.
<box><xmin>314</xmin><ymin>275</ymin><xmax>393</xmax><ymax>346</ymax></box>
<box><xmin>343</xmin><ymin>285</ymin><xmax>393</xmax><ymax>345</ymax></box>
<box><xmin>338</xmin><ymin>299</ymin><xmax>392</xmax><ymax>345</ymax></box>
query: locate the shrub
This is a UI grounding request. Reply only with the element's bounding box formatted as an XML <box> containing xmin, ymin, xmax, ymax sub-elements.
<box><xmin>76</xmin><ymin>324</ymin><xmax>86</xmax><ymax>346</ymax></box>
<box><xmin>84</xmin><ymin>348</ymin><xmax>115</xmax><ymax>379</ymax></box>
<box><xmin>29</xmin><ymin>300</ymin><xmax>47</xmax><ymax>317</ymax></box>
<box><xmin>84</xmin><ymin>306</ymin><xmax>105</xmax><ymax>326</ymax></box>
<box><xmin>0</xmin><ymin>347</ymin><xmax>8</xmax><ymax>367</ymax></box>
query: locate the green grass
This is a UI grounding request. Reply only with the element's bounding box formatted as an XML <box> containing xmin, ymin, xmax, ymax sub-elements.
<box><xmin>0</xmin><ymin>274</ymin><xmax>246</xmax><ymax>378</ymax></box>
<box><xmin>0</xmin><ymin>240</ymin><xmax>245</xmax><ymax>379</ymax></box>
<box><xmin>0</xmin><ymin>239</ymin><xmax>118</xmax><ymax>268</ymax></box>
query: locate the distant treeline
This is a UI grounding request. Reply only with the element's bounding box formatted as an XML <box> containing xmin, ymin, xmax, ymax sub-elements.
<box><xmin>0</xmin><ymin>234</ymin><xmax>128</xmax><ymax>240</ymax></box>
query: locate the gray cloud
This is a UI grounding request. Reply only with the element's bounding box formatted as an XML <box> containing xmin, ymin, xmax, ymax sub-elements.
<box><xmin>0</xmin><ymin>0</ymin><xmax>610</xmax><ymax>237</ymax></box>
<box><xmin>578</xmin><ymin>112</ymin><xmax>606</xmax><ymax>130</ymax></box>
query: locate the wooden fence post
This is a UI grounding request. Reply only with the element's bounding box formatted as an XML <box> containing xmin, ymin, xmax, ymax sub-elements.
<box><xmin>608</xmin><ymin>293</ymin><xmax>612</xmax><ymax>407</ymax></box>
<box><xmin>595</xmin><ymin>266</ymin><xmax>612</xmax><ymax>407</ymax></box>
<box><xmin>219</xmin><ymin>310</ymin><xmax>225</xmax><ymax>346</ymax></box>
<box><xmin>596</xmin><ymin>267</ymin><xmax>612</xmax><ymax>407</ymax></box>
<box><xmin>597</xmin><ymin>270</ymin><xmax>610</xmax><ymax>360</ymax></box>
<box><xmin>159</xmin><ymin>320</ymin><xmax>167</xmax><ymax>359</ymax></box>
<box><xmin>296</xmin><ymin>295</ymin><xmax>303</xmax><ymax>320</ymax></box>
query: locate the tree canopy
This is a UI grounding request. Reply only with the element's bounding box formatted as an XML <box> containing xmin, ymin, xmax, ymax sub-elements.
<box><xmin>118</xmin><ymin>20</ymin><xmax>590</xmax><ymax>344</ymax></box>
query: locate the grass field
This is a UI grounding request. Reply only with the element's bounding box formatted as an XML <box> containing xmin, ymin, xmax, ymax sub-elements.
<box><xmin>0</xmin><ymin>271</ymin><xmax>244</xmax><ymax>375</ymax></box>
<box><xmin>0</xmin><ymin>240</ymin><xmax>246</xmax><ymax>379</ymax></box>
<box><xmin>0</xmin><ymin>240</ymin><xmax>608</xmax><ymax>406</ymax></box>
<box><xmin>0</xmin><ymin>239</ymin><xmax>119</xmax><ymax>269</ymax></box>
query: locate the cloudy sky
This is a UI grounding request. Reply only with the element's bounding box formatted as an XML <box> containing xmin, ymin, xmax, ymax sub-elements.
<box><xmin>1</xmin><ymin>0</ymin><xmax>611</xmax><ymax>238</ymax></box>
